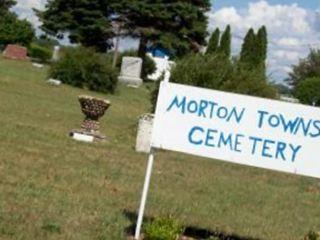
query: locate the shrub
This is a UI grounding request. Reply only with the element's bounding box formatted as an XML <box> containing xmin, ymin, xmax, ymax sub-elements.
<box><xmin>49</xmin><ymin>47</ymin><xmax>118</xmax><ymax>94</ymax></box>
<box><xmin>304</xmin><ymin>231</ymin><xmax>320</xmax><ymax>240</ymax></box>
<box><xmin>28</xmin><ymin>44</ymin><xmax>53</xmax><ymax>63</ymax></box>
<box><xmin>170</xmin><ymin>53</ymin><xmax>232</xmax><ymax>90</ymax></box>
<box><xmin>295</xmin><ymin>77</ymin><xmax>320</xmax><ymax>106</ymax></box>
<box><xmin>143</xmin><ymin>217</ymin><xmax>184</xmax><ymax>240</ymax></box>
<box><xmin>221</xmin><ymin>62</ymin><xmax>278</xmax><ymax>99</ymax></box>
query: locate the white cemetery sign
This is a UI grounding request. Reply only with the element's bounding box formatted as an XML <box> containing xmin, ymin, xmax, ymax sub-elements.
<box><xmin>134</xmin><ymin>81</ymin><xmax>320</xmax><ymax>239</ymax></box>
<box><xmin>152</xmin><ymin>82</ymin><xmax>320</xmax><ymax>178</ymax></box>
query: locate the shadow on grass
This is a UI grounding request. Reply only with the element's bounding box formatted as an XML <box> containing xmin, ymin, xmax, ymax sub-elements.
<box><xmin>122</xmin><ymin>210</ymin><xmax>260</xmax><ymax>240</ymax></box>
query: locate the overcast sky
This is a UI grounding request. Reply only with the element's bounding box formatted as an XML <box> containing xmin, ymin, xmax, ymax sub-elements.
<box><xmin>12</xmin><ymin>0</ymin><xmax>320</xmax><ymax>82</ymax></box>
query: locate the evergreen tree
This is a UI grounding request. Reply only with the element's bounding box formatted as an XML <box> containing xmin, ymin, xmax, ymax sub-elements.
<box><xmin>113</xmin><ymin>0</ymin><xmax>211</xmax><ymax>58</ymax></box>
<box><xmin>240</xmin><ymin>26</ymin><xmax>268</xmax><ymax>72</ymax></box>
<box><xmin>257</xmin><ymin>26</ymin><xmax>267</xmax><ymax>63</ymax></box>
<box><xmin>0</xmin><ymin>0</ymin><xmax>15</xmax><ymax>12</ymax></box>
<box><xmin>206</xmin><ymin>28</ymin><xmax>220</xmax><ymax>55</ymax></box>
<box><xmin>240</xmin><ymin>28</ymin><xmax>257</xmax><ymax>68</ymax></box>
<box><xmin>218</xmin><ymin>25</ymin><xmax>231</xmax><ymax>58</ymax></box>
<box><xmin>256</xmin><ymin>25</ymin><xmax>268</xmax><ymax>74</ymax></box>
<box><xmin>38</xmin><ymin>1</ymin><xmax>210</xmax><ymax>56</ymax></box>
<box><xmin>37</xmin><ymin>0</ymin><xmax>114</xmax><ymax>52</ymax></box>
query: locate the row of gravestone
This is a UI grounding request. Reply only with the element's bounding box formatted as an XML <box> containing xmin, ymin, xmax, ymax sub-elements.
<box><xmin>2</xmin><ymin>44</ymin><xmax>143</xmax><ymax>86</ymax></box>
<box><xmin>2</xmin><ymin>44</ymin><xmax>60</xmax><ymax>61</ymax></box>
<box><xmin>1</xmin><ymin>44</ymin><xmax>151</xmax><ymax>149</ymax></box>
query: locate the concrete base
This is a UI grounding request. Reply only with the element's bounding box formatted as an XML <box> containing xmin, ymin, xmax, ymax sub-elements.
<box><xmin>118</xmin><ymin>76</ymin><xmax>143</xmax><ymax>88</ymax></box>
<box><xmin>70</xmin><ymin>130</ymin><xmax>106</xmax><ymax>142</ymax></box>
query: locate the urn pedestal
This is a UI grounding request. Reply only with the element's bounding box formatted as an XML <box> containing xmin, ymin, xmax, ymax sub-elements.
<box><xmin>70</xmin><ymin>95</ymin><xmax>111</xmax><ymax>141</ymax></box>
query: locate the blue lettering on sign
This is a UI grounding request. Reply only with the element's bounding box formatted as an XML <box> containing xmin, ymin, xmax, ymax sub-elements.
<box><xmin>165</xmin><ymin>95</ymin><xmax>310</xmax><ymax>164</ymax></box>
<box><xmin>249</xmin><ymin>136</ymin><xmax>302</xmax><ymax>162</ymax></box>
<box><xmin>188</xmin><ymin>126</ymin><xmax>204</xmax><ymax>145</ymax></box>
<box><xmin>188</xmin><ymin>126</ymin><xmax>244</xmax><ymax>153</ymax></box>
<box><xmin>167</xmin><ymin>95</ymin><xmax>186</xmax><ymax>113</ymax></box>
<box><xmin>167</xmin><ymin>95</ymin><xmax>245</xmax><ymax>124</ymax></box>
<box><xmin>257</xmin><ymin>110</ymin><xmax>320</xmax><ymax>138</ymax></box>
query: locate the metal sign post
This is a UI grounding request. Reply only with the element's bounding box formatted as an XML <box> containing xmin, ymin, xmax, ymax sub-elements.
<box><xmin>134</xmin><ymin>73</ymin><xmax>170</xmax><ymax>240</ymax></box>
<box><xmin>134</xmin><ymin>148</ymin><xmax>155</xmax><ymax>239</ymax></box>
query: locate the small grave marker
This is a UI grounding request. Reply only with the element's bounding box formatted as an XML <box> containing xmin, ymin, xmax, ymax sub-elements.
<box><xmin>3</xmin><ymin>44</ymin><xmax>28</xmax><ymax>60</ymax></box>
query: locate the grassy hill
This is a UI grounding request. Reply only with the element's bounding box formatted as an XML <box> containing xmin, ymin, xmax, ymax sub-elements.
<box><xmin>0</xmin><ymin>57</ymin><xmax>319</xmax><ymax>240</ymax></box>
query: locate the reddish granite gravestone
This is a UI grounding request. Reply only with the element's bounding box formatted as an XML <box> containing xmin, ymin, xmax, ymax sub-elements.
<box><xmin>3</xmin><ymin>44</ymin><xmax>28</xmax><ymax>60</ymax></box>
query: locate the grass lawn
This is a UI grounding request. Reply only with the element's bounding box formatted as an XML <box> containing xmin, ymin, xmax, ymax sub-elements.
<box><xmin>0</xmin><ymin>57</ymin><xmax>319</xmax><ymax>240</ymax></box>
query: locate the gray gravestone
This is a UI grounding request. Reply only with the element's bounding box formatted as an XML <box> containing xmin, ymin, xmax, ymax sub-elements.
<box><xmin>118</xmin><ymin>57</ymin><xmax>143</xmax><ymax>87</ymax></box>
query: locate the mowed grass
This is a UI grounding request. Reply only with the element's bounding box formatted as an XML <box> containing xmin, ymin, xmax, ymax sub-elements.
<box><xmin>0</xmin><ymin>56</ymin><xmax>319</xmax><ymax>240</ymax></box>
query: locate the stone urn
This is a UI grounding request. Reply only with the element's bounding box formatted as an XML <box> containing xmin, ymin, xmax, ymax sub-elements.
<box><xmin>71</xmin><ymin>95</ymin><xmax>111</xmax><ymax>141</ymax></box>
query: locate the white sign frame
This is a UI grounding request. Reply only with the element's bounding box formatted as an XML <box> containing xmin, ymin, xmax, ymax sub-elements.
<box><xmin>134</xmin><ymin>81</ymin><xmax>320</xmax><ymax>239</ymax></box>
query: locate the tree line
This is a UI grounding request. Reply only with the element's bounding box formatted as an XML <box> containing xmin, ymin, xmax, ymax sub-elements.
<box><xmin>36</xmin><ymin>0</ymin><xmax>211</xmax><ymax>59</ymax></box>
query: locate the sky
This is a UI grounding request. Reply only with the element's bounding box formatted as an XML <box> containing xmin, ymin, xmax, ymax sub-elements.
<box><xmin>12</xmin><ymin>0</ymin><xmax>320</xmax><ymax>82</ymax></box>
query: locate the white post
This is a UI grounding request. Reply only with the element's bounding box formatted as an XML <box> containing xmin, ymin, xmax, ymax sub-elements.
<box><xmin>134</xmin><ymin>69</ymin><xmax>169</xmax><ymax>239</ymax></box>
<box><xmin>134</xmin><ymin>148</ymin><xmax>155</xmax><ymax>239</ymax></box>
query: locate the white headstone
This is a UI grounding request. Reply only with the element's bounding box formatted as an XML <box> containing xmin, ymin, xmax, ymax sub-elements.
<box><xmin>52</xmin><ymin>45</ymin><xmax>60</xmax><ymax>61</ymax></box>
<box><xmin>118</xmin><ymin>56</ymin><xmax>143</xmax><ymax>87</ymax></box>
<box><xmin>136</xmin><ymin>114</ymin><xmax>154</xmax><ymax>153</ymax></box>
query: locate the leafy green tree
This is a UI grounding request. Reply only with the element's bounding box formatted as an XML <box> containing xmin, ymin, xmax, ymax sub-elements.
<box><xmin>218</xmin><ymin>25</ymin><xmax>231</xmax><ymax>58</ymax></box>
<box><xmin>37</xmin><ymin>0</ymin><xmax>114</xmax><ymax>52</ymax></box>
<box><xmin>222</xmin><ymin>60</ymin><xmax>277</xmax><ymax>99</ymax></box>
<box><xmin>170</xmin><ymin>53</ymin><xmax>232</xmax><ymax>90</ymax></box>
<box><xmin>206</xmin><ymin>28</ymin><xmax>220</xmax><ymax>55</ymax></box>
<box><xmin>0</xmin><ymin>0</ymin><xmax>34</xmax><ymax>47</ymax></box>
<box><xmin>295</xmin><ymin>77</ymin><xmax>320</xmax><ymax>106</ymax></box>
<box><xmin>0</xmin><ymin>12</ymin><xmax>34</xmax><ymax>47</ymax></box>
<box><xmin>287</xmin><ymin>49</ymin><xmax>320</xmax><ymax>87</ymax></box>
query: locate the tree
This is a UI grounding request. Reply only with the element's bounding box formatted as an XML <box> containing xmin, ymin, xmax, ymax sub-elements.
<box><xmin>287</xmin><ymin>49</ymin><xmax>320</xmax><ymax>87</ymax></box>
<box><xmin>240</xmin><ymin>28</ymin><xmax>256</xmax><ymax>68</ymax></box>
<box><xmin>218</xmin><ymin>25</ymin><xmax>231</xmax><ymax>58</ymax></box>
<box><xmin>256</xmin><ymin>26</ymin><xmax>267</xmax><ymax>64</ymax></box>
<box><xmin>295</xmin><ymin>77</ymin><xmax>320</xmax><ymax>106</ymax></box>
<box><xmin>222</xmin><ymin>60</ymin><xmax>277</xmax><ymax>99</ymax></box>
<box><xmin>171</xmin><ymin>53</ymin><xmax>232</xmax><ymax>90</ymax></box>
<box><xmin>206</xmin><ymin>28</ymin><xmax>220</xmax><ymax>55</ymax></box>
<box><xmin>0</xmin><ymin>12</ymin><xmax>34</xmax><ymax>47</ymax></box>
<box><xmin>38</xmin><ymin>1</ymin><xmax>211</xmax><ymax>57</ymax></box>
<box><xmin>37</xmin><ymin>0</ymin><xmax>114</xmax><ymax>52</ymax></box>
<box><xmin>0</xmin><ymin>0</ymin><xmax>15</xmax><ymax>12</ymax></box>
<box><xmin>239</xmin><ymin>26</ymin><xmax>268</xmax><ymax>77</ymax></box>
<box><xmin>240</xmin><ymin>28</ymin><xmax>255</xmax><ymax>67</ymax></box>
<box><xmin>113</xmin><ymin>0</ymin><xmax>211</xmax><ymax>59</ymax></box>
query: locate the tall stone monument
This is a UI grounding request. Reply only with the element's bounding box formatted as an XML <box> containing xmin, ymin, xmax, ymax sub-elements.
<box><xmin>118</xmin><ymin>57</ymin><xmax>143</xmax><ymax>87</ymax></box>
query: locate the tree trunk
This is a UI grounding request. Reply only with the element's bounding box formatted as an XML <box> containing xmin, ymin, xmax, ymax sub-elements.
<box><xmin>138</xmin><ymin>36</ymin><xmax>147</xmax><ymax>59</ymax></box>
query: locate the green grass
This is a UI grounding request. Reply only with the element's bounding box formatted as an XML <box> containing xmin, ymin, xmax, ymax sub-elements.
<box><xmin>0</xmin><ymin>57</ymin><xmax>319</xmax><ymax>240</ymax></box>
